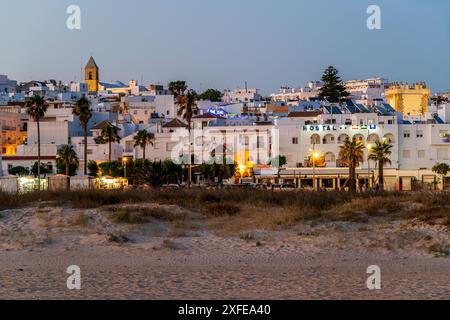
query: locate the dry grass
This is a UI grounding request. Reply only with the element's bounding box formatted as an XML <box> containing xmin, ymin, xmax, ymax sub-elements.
<box><xmin>1</xmin><ymin>189</ymin><xmax>449</xmax><ymax>232</ymax></box>
<box><xmin>161</xmin><ymin>239</ymin><xmax>182</xmax><ymax>250</ymax></box>
<box><xmin>70</xmin><ymin>212</ymin><xmax>89</xmax><ymax>227</ymax></box>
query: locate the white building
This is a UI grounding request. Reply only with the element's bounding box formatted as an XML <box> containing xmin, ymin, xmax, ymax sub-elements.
<box><xmin>345</xmin><ymin>77</ymin><xmax>390</xmax><ymax>106</ymax></box>
<box><xmin>0</xmin><ymin>75</ymin><xmax>17</xmax><ymax>95</ymax></box>
<box><xmin>271</xmin><ymin>81</ymin><xmax>322</xmax><ymax>103</ymax></box>
<box><xmin>222</xmin><ymin>88</ymin><xmax>262</xmax><ymax>103</ymax></box>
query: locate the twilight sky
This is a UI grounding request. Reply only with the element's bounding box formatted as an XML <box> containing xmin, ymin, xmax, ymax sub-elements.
<box><xmin>1</xmin><ymin>0</ymin><xmax>449</xmax><ymax>94</ymax></box>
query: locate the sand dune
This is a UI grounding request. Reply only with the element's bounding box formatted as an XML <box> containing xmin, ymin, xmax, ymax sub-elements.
<box><xmin>0</xmin><ymin>203</ymin><xmax>448</xmax><ymax>299</ymax></box>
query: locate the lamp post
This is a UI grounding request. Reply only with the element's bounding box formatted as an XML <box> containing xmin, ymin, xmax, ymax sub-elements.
<box><xmin>123</xmin><ymin>157</ymin><xmax>127</xmax><ymax>179</ymax></box>
<box><xmin>367</xmin><ymin>143</ymin><xmax>372</xmax><ymax>190</ymax></box>
<box><xmin>312</xmin><ymin>147</ymin><xmax>320</xmax><ymax>191</ymax></box>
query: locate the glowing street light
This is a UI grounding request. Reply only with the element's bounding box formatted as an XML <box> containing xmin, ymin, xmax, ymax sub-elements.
<box><xmin>312</xmin><ymin>147</ymin><xmax>320</xmax><ymax>191</ymax></box>
<box><xmin>123</xmin><ymin>157</ymin><xmax>128</xmax><ymax>179</ymax></box>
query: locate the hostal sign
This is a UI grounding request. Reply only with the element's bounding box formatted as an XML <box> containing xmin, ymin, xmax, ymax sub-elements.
<box><xmin>303</xmin><ymin>125</ymin><xmax>377</xmax><ymax>132</ymax></box>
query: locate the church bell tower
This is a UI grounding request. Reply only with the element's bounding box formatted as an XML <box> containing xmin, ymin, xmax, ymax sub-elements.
<box><xmin>84</xmin><ymin>56</ymin><xmax>99</xmax><ymax>92</ymax></box>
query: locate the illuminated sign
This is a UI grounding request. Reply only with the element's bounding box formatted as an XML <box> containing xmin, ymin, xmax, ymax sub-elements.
<box><xmin>207</xmin><ymin>108</ymin><xmax>227</xmax><ymax>117</ymax></box>
<box><xmin>303</xmin><ymin>125</ymin><xmax>337</xmax><ymax>132</ymax></box>
<box><xmin>303</xmin><ymin>124</ymin><xmax>377</xmax><ymax>132</ymax></box>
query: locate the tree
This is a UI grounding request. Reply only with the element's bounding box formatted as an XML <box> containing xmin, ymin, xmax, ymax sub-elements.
<box><xmin>88</xmin><ymin>160</ymin><xmax>99</xmax><ymax>177</ymax></box>
<box><xmin>198</xmin><ymin>89</ymin><xmax>223</xmax><ymax>102</ymax></box>
<box><xmin>432</xmin><ymin>163</ymin><xmax>450</xmax><ymax>191</ymax></box>
<box><xmin>8</xmin><ymin>166</ymin><xmax>29</xmax><ymax>176</ymax></box>
<box><xmin>96</xmin><ymin>123</ymin><xmax>121</xmax><ymax>162</ymax></box>
<box><xmin>431</xmin><ymin>95</ymin><xmax>448</xmax><ymax>106</ymax></box>
<box><xmin>56</xmin><ymin>145</ymin><xmax>79</xmax><ymax>176</ymax></box>
<box><xmin>177</xmin><ymin>89</ymin><xmax>199</xmax><ymax>188</ymax></box>
<box><xmin>318</xmin><ymin>66</ymin><xmax>349</xmax><ymax>103</ymax></box>
<box><xmin>98</xmin><ymin>161</ymin><xmax>124</xmax><ymax>177</ymax></box>
<box><xmin>31</xmin><ymin>162</ymin><xmax>50</xmax><ymax>178</ymax></box>
<box><xmin>268</xmin><ymin>155</ymin><xmax>287</xmax><ymax>182</ymax></box>
<box><xmin>73</xmin><ymin>96</ymin><xmax>92</xmax><ymax>175</ymax></box>
<box><xmin>168</xmin><ymin>81</ymin><xmax>187</xmax><ymax>98</ymax></box>
<box><xmin>368</xmin><ymin>140</ymin><xmax>393</xmax><ymax>192</ymax></box>
<box><xmin>26</xmin><ymin>95</ymin><xmax>48</xmax><ymax>190</ymax></box>
<box><xmin>132</xmin><ymin>160</ymin><xmax>184</xmax><ymax>186</ymax></box>
<box><xmin>133</xmin><ymin>130</ymin><xmax>155</xmax><ymax>161</ymax></box>
<box><xmin>339</xmin><ymin>138</ymin><xmax>365</xmax><ymax>193</ymax></box>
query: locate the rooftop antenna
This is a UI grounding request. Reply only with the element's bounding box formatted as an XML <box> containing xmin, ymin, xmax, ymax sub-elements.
<box><xmin>245</xmin><ymin>81</ymin><xmax>248</xmax><ymax>93</ymax></box>
<box><xmin>80</xmin><ymin>59</ymin><xmax>83</xmax><ymax>83</ymax></box>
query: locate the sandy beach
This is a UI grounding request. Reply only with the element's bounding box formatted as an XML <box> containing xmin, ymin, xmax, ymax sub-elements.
<box><xmin>0</xmin><ymin>199</ymin><xmax>448</xmax><ymax>300</ymax></box>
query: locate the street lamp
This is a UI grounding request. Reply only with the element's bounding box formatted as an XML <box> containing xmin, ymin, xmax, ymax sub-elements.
<box><xmin>366</xmin><ymin>143</ymin><xmax>372</xmax><ymax>189</ymax></box>
<box><xmin>123</xmin><ymin>157</ymin><xmax>128</xmax><ymax>179</ymax></box>
<box><xmin>312</xmin><ymin>148</ymin><xmax>320</xmax><ymax>191</ymax></box>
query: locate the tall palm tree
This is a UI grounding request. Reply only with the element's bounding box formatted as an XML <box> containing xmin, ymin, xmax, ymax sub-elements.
<box><xmin>168</xmin><ymin>81</ymin><xmax>187</xmax><ymax>98</ymax></box>
<box><xmin>57</xmin><ymin>145</ymin><xmax>79</xmax><ymax>177</ymax></box>
<box><xmin>369</xmin><ymin>140</ymin><xmax>393</xmax><ymax>192</ymax></box>
<box><xmin>26</xmin><ymin>95</ymin><xmax>48</xmax><ymax>191</ymax></box>
<box><xmin>73</xmin><ymin>96</ymin><xmax>92</xmax><ymax>175</ymax></box>
<box><xmin>97</xmin><ymin>123</ymin><xmax>121</xmax><ymax>162</ymax></box>
<box><xmin>339</xmin><ymin>138</ymin><xmax>365</xmax><ymax>193</ymax></box>
<box><xmin>177</xmin><ymin>89</ymin><xmax>198</xmax><ymax>188</ymax></box>
<box><xmin>133</xmin><ymin>130</ymin><xmax>155</xmax><ymax>162</ymax></box>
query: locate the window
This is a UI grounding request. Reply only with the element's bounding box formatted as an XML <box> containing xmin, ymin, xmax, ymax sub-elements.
<box><xmin>87</xmin><ymin>149</ymin><xmax>93</xmax><ymax>155</ymax></box>
<box><xmin>257</xmin><ymin>136</ymin><xmax>265</xmax><ymax>148</ymax></box>
<box><xmin>402</xmin><ymin>150</ymin><xmax>411</xmax><ymax>159</ymax></box>
<box><xmin>292</xmin><ymin>137</ymin><xmax>299</xmax><ymax>145</ymax></box>
<box><xmin>403</xmin><ymin>131</ymin><xmax>411</xmax><ymax>138</ymax></box>
<box><xmin>388</xmin><ymin>119</ymin><xmax>394</xmax><ymax>125</ymax></box>
<box><xmin>416</xmin><ymin>131</ymin><xmax>424</xmax><ymax>138</ymax></box>
<box><xmin>439</xmin><ymin>130</ymin><xmax>448</xmax><ymax>138</ymax></box>
<box><xmin>418</xmin><ymin>150</ymin><xmax>425</xmax><ymax>159</ymax></box>
<box><xmin>166</xmin><ymin>142</ymin><xmax>177</xmax><ymax>152</ymax></box>
<box><xmin>437</xmin><ymin>148</ymin><xmax>449</xmax><ymax>161</ymax></box>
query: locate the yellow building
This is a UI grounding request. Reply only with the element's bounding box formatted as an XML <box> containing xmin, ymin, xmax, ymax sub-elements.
<box><xmin>385</xmin><ymin>82</ymin><xmax>430</xmax><ymax>116</ymax></box>
<box><xmin>0</xmin><ymin>110</ymin><xmax>24</xmax><ymax>156</ymax></box>
<box><xmin>85</xmin><ymin>56</ymin><xmax>99</xmax><ymax>92</ymax></box>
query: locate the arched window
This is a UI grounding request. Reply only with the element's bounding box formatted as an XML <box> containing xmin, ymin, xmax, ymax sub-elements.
<box><xmin>383</xmin><ymin>133</ymin><xmax>396</xmax><ymax>144</ymax></box>
<box><xmin>367</xmin><ymin>134</ymin><xmax>380</xmax><ymax>143</ymax></box>
<box><xmin>338</xmin><ymin>134</ymin><xmax>350</xmax><ymax>144</ymax></box>
<box><xmin>88</xmin><ymin>71</ymin><xmax>93</xmax><ymax>80</ymax></box>
<box><xmin>324</xmin><ymin>152</ymin><xmax>336</xmax><ymax>165</ymax></box>
<box><xmin>353</xmin><ymin>134</ymin><xmax>365</xmax><ymax>143</ymax></box>
<box><xmin>310</xmin><ymin>134</ymin><xmax>321</xmax><ymax>145</ymax></box>
<box><xmin>322</xmin><ymin>134</ymin><xmax>335</xmax><ymax>145</ymax></box>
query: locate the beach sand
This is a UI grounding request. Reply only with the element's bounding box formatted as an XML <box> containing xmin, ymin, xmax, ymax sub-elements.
<box><xmin>0</xmin><ymin>204</ymin><xmax>448</xmax><ymax>300</ymax></box>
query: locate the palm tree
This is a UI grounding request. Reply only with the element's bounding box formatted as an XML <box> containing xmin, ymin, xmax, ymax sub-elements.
<box><xmin>97</xmin><ymin>123</ymin><xmax>121</xmax><ymax>162</ymax></box>
<box><xmin>369</xmin><ymin>140</ymin><xmax>393</xmax><ymax>192</ymax></box>
<box><xmin>133</xmin><ymin>130</ymin><xmax>155</xmax><ymax>161</ymax></box>
<box><xmin>177</xmin><ymin>89</ymin><xmax>199</xmax><ymax>188</ymax></box>
<box><xmin>168</xmin><ymin>81</ymin><xmax>187</xmax><ymax>98</ymax></box>
<box><xmin>73</xmin><ymin>97</ymin><xmax>92</xmax><ymax>175</ymax></box>
<box><xmin>57</xmin><ymin>145</ymin><xmax>79</xmax><ymax>178</ymax></box>
<box><xmin>339</xmin><ymin>138</ymin><xmax>365</xmax><ymax>193</ymax></box>
<box><xmin>26</xmin><ymin>95</ymin><xmax>48</xmax><ymax>190</ymax></box>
